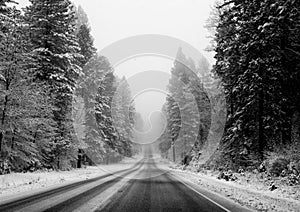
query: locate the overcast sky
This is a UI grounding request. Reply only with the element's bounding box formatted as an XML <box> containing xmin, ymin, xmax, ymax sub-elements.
<box><xmin>17</xmin><ymin>0</ymin><xmax>215</xmax><ymax>63</ymax></box>
<box><xmin>69</xmin><ymin>0</ymin><xmax>215</xmax><ymax>121</ymax></box>
<box><xmin>72</xmin><ymin>0</ymin><xmax>215</xmax><ymax>63</ymax></box>
<box><xmin>17</xmin><ymin>0</ymin><xmax>216</xmax><ymax>132</ymax></box>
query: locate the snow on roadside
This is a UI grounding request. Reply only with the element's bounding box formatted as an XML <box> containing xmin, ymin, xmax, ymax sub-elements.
<box><xmin>0</xmin><ymin>155</ymin><xmax>142</xmax><ymax>203</ymax></box>
<box><xmin>164</xmin><ymin>163</ymin><xmax>300</xmax><ymax>212</ymax></box>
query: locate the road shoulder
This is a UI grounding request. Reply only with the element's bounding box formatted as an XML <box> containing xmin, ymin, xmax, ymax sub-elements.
<box><xmin>160</xmin><ymin>162</ymin><xmax>300</xmax><ymax>212</ymax></box>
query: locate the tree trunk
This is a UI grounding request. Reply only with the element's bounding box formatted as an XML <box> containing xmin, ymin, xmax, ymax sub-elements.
<box><xmin>0</xmin><ymin>95</ymin><xmax>9</xmax><ymax>153</ymax></box>
<box><xmin>258</xmin><ymin>90</ymin><xmax>264</xmax><ymax>160</ymax></box>
<box><xmin>0</xmin><ymin>133</ymin><xmax>3</xmax><ymax>154</ymax></box>
<box><xmin>57</xmin><ymin>157</ymin><xmax>60</xmax><ymax>170</ymax></box>
<box><xmin>172</xmin><ymin>143</ymin><xmax>175</xmax><ymax>162</ymax></box>
<box><xmin>77</xmin><ymin>149</ymin><xmax>82</xmax><ymax>168</ymax></box>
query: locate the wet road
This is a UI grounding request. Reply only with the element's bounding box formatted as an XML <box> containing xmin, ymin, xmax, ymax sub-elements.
<box><xmin>101</xmin><ymin>158</ymin><xmax>227</xmax><ymax>212</ymax></box>
<box><xmin>0</xmin><ymin>157</ymin><xmax>250</xmax><ymax>212</ymax></box>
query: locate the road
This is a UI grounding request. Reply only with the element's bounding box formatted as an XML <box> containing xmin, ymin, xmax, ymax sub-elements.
<box><xmin>0</xmin><ymin>157</ymin><xmax>251</xmax><ymax>212</ymax></box>
<box><xmin>101</xmin><ymin>158</ymin><xmax>229</xmax><ymax>212</ymax></box>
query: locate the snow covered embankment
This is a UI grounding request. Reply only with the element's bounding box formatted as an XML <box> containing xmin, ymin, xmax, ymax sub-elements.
<box><xmin>167</xmin><ymin>164</ymin><xmax>300</xmax><ymax>212</ymax></box>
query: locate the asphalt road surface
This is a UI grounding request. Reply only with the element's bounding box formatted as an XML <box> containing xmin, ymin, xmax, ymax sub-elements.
<box><xmin>0</xmin><ymin>157</ymin><xmax>251</xmax><ymax>212</ymax></box>
<box><xmin>101</xmin><ymin>158</ymin><xmax>228</xmax><ymax>212</ymax></box>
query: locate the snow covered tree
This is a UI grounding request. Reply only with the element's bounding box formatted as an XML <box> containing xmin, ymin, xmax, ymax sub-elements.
<box><xmin>95</xmin><ymin>71</ymin><xmax>118</xmax><ymax>150</ymax></box>
<box><xmin>93</xmin><ymin>72</ymin><xmax>136</xmax><ymax>159</ymax></box>
<box><xmin>0</xmin><ymin>4</ymin><xmax>55</xmax><ymax>172</ymax></box>
<box><xmin>72</xmin><ymin>4</ymin><xmax>97</xmax><ymax>167</ymax></box>
<box><xmin>165</xmin><ymin>48</ymin><xmax>211</xmax><ymax>162</ymax></box>
<box><xmin>74</xmin><ymin>5</ymin><xmax>96</xmax><ymax>66</ymax></box>
<box><xmin>112</xmin><ymin>77</ymin><xmax>135</xmax><ymax>157</ymax></box>
<box><xmin>74</xmin><ymin>5</ymin><xmax>89</xmax><ymax>33</ymax></box>
<box><xmin>75</xmin><ymin>54</ymin><xmax>112</xmax><ymax>164</ymax></box>
<box><xmin>24</xmin><ymin>0</ymin><xmax>82</xmax><ymax>169</ymax></box>
<box><xmin>77</xmin><ymin>24</ymin><xmax>96</xmax><ymax>66</ymax></box>
<box><xmin>212</xmin><ymin>0</ymin><xmax>300</xmax><ymax>168</ymax></box>
<box><xmin>158</xmin><ymin>103</ymin><xmax>175</xmax><ymax>159</ymax></box>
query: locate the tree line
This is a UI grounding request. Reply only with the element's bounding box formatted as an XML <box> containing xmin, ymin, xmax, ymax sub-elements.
<box><xmin>209</xmin><ymin>0</ymin><xmax>300</xmax><ymax>169</ymax></box>
<box><xmin>160</xmin><ymin>0</ymin><xmax>300</xmax><ymax>172</ymax></box>
<box><xmin>158</xmin><ymin>48</ymin><xmax>212</xmax><ymax>164</ymax></box>
<box><xmin>0</xmin><ymin>0</ymin><xmax>135</xmax><ymax>173</ymax></box>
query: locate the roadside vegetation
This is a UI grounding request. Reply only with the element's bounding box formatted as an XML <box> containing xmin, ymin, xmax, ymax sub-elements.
<box><xmin>159</xmin><ymin>0</ymin><xmax>300</xmax><ymax>198</ymax></box>
<box><xmin>0</xmin><ymin>0</ymin><xmax>135</xmax><ymax>173</ymax></box>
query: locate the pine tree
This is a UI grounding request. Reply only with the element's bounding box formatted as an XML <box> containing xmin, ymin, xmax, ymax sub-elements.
<box><xmin>25</xmin><ymin>0</ymin><xmax>82</xmax><ymax>169</ymax></box>
<box><xmin>77</xmin><ymin>54</ymin><xmax>111</xmax><ymax>164</ymax></box>
<box><xmin>158</xmin><ymin>103</ymin><xmax>174</xmax><ymax>158</ymax></box>
<box><xmin>77</xmin><ymin>24</ymin><xmax>96</xmax><ymax>66</ymax></box>
<box><xmin>74</xmin><ymin>5</ymin><xmax>89</xmax><ymax>33</ymax></box>
<box><xmin>0</xmin><ymin>4</ymin><xmax>55</xmax><ymax>172</ymax></box>
<box><xmin>165</xmin><ymin>48</ymin><xmax>211</xmax><ymax>162</ymax></box>
<box><xmin>95</xmin><ymin>71</ymin><xmax>118</xmax><ymax>150</ymax></box>
<box><xmin>212</xmin><ymin>0</ymin><xmax>300</xmax><ymax>168</ymax></box>
<box><xmin>112</xmin><ymin>77</ymin><xmax>135</xmax><ymax>157</ymax></box>
<box><xmin>74</xmin><ymin>5</ymin><xmax>96</xmax><ymax>66</ymax></box>
<box><xmin>72</xmin><ymin>5</ymin><xmax>97</xmax><ymax>167</ymax></box>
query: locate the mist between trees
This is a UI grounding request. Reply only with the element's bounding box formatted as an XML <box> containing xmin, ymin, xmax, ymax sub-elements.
<box><xmin>0</xmin><ymin>0</ymin><xmax>300</xmax><ymax>180</ymax></box>
<box><xmin>159</xmin><ymin>0</ymin><xmax>300</xmax><ymax>179</ymax></box>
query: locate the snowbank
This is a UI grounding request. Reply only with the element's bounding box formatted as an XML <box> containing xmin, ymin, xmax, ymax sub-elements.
<box><xmin>166</xmin><ymin>164</ymin><xmax>300</xmax><ymax>212</ymax></box>
<box><xmin>0</xmin><ymin>155</ymin><xmax>142</xmax><ymax>203</ymax></box>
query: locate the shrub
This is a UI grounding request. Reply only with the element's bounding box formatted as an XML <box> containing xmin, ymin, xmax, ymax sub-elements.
<box><xmin>287</xmin><ymin>174</ymin><xmax>300</xmax><ymax>186</ymax></box>
<box><xmin>217</xmin><ymin>170</ymin><xmax>238</xmax><ymax>181</ymax></box>
<box><xmin>269</xmin><ymin>158</ymin><xmax>289</xmax><ymax>177</ymax></box>
<box><xmin>0</xmin><ymin>159</ymin><xmax>11</xmax><ymax>175</ymax></box>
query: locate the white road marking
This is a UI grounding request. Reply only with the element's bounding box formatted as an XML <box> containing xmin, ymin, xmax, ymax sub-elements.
<box><xmin>167</xmin><ymin>171</ymin><xmax>232</xmax><ymax>212</ymax></box>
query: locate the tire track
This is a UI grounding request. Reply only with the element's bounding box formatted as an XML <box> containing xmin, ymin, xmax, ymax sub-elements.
<box><xmin>43</xmin><ymin>160</ymin><xmax>145</xmax><ymax>212</ymax></box>
<box><xmin>101</xmin><ymin>159</ymin><xmax>227</xmax><ymax>212</ymax></box>
<box><xmin>0</xmin><ymin>159</ymin><xmax>144</xmax><ymax>212</ymax></box>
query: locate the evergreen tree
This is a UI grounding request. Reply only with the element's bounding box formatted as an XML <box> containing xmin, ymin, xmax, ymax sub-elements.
<box><xmin>25</xmin><ymin>0</ymin><xmax>82</xmax><ymax>169</ymax></box>
<box><xmin>0</xmin><ymin>4</ymin><xmax>55</xmax><ymax>172</ymax></box>
<box><xmin>212</xmin><ymin>0</ymin><xmax>300</xmax><ymax>167</ymax></box>
<box><xmin>95</xmin><ymin>71</ymin><xmax>118</xmax><ymax>150</ymax></box>
<box><xmin>77</xmin><ymin>54</ymin><xmax>111</xmax><ymax>164</ymax></box>
<box><xmin>74</xmin><ymin>5</ymin><xmax>96</xmax><ymax>66</ymax></box>
<box><xmin>77</xmin><ymin>24</ymin><xmax>96</xmax><ymax>66</ymax></box>
<box><xmin>73</xmin><ymin>4</ymin><xmax>96</xmax><ymax>167</ymax></box>
<box><xmin>74</xmin><ymin>5</ymin><xmax>89</xmax><ymax>32</ymax></box>
<box><xmin>112</xmin><ymin>77</ymin><xmax>135</xmax><ymax>157</ymax></box>
<box><xmin>164</xmin><ymin>48</ymin><xmax>211</xmax><ymax>162</ymax></box>
<box><xmin>158</xmin><ymin>104</ymin><xmax>173</xmax><ymax>158</ymax></box>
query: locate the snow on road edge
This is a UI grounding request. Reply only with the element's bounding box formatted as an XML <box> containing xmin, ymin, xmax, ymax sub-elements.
<box><xmin>157</xmin><ymin>160</ymin><xmax>300</xmax><ymax>212</ymax></box>
<box><xmin>0</xmin><ymin>155</ymin><xmax>142</xmax><ymax>203</ymax></box>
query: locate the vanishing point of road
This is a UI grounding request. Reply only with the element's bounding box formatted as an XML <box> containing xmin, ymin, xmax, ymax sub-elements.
<box><xmin>0</xmin><ymin>156</ymin><xmax>251</xmax><ymax>212</ymax></box>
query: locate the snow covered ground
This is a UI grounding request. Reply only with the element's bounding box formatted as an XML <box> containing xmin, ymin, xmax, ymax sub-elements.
<box><xmin>0</xmin><ymin>155</ymin><xmax>142</xmax><ymax>203</ymax></box>
<box><xmin>162</xmin><ymin>161</ymin><xmax>300</xmax><ymax>212</ymax></box>
<box><xmin>1</xmin><ymin>155</ymin><xmax>299</xmax><ymax>212</ymax></box>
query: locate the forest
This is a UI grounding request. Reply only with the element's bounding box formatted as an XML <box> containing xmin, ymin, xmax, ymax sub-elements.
<box><xmin>159</xmin><ymin>0</ymin><xmax>300</xmax><ymax>184</ymax></box>
<box><xmin>0</xmin><ymin>0</ymin><xmax>135</xmax><ymax>173</ymax></box>
<box><xmin>0</xmin><ymin>0</ymin><xmax>299</xmax><ymax>186</ymax></box>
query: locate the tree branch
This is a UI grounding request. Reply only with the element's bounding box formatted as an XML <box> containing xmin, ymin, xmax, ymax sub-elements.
<box><xmin>217</xmin><ymin>0</ymin><xmax>235</xmax><ymax>9</ymax></box>
<box><xmin>286</xmin><ymin>47</ymin><xmax>300</xmax><ymax>57</ymax></box>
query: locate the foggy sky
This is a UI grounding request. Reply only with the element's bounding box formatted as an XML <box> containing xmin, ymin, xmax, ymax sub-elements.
<box><xmin>17</xmin><ymin>0</ymin><xmax>215</xmax><ymax>138</ymax></box>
